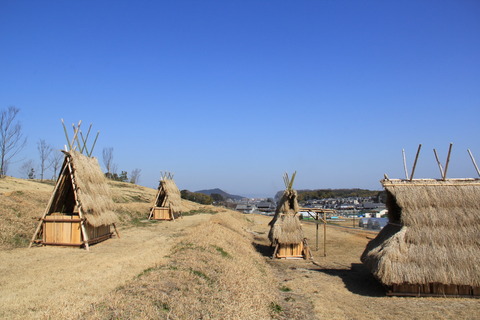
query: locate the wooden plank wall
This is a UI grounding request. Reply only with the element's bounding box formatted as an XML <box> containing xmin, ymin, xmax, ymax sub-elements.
<box><xmin>276</xmin><ymin>242</ymin><xmax>304</xmax><ymax>258</ymax></box>
<box><xmin>42</xmin><ymin>213</ymin><xmax>112</xmax><ymax>246</ymax></box>
<box><xmin>152</xmin><ymin>207</ymin><xmax>172</xmax><ymax>220</ymax></box>
<box><xmin>43</xmin><ymin>214</ymin><xmax>82</xmax><ymax>245</ymax></box>
<box><xmin>389</xmin><ymin>283</ymin><xmax>480</xmax><ymax>297</ymax></box>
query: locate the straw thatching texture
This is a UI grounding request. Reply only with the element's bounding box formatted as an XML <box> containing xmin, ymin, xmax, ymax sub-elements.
<box><xmin>53</xmin><ymin>151</ymin><xmax>118</xmax><ymax>227</ymax></box>
<box><xmin>270</xmin><ymin>214</ymin><xmax>304</xmax><ymax>245</ymax></box>
<box><xmin>361</xmin><ymin>179</ymin><xmax>480</xmax><ymax>287</ymax></box>
<box><xmin>155</xmin><ymin>179</ymin><xmax>182</xmax><ymax>214</ymax></box>
<box><xmin>268</xmin><ymin>189</ymin><xmax>303</xmax><ymax>245</ymax></box>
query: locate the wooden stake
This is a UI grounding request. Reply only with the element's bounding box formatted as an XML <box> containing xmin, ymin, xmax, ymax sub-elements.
<box><xmin>402</xmin><ymin>149</ymin><xmax>409</xmax><ymax>180</ymax></box>
<box><xmin>410</xmin><ymin>144</ymin><xmax>422</xmax><ymax>181</ymax></box>
<box><xmin>443</xmin><ymin>143</ymin><xmax>453</xmax><ymax>181</ymax></box>
<box><xmin>433</xmin><ymin>149</ymin><xmax>445</xmax><ymax>179</ymax></box>
<box><xmin>323</xmin><ymin>212</ymin><xmax>327</xmax><ymax>257</ymax></box>
<box><xmin>29</xmin><ymin>158</ymin><xmax>69</xmax><ymax>247</ymax></box>
<box><xmin>88</xmin><ymin>131</ymin><xmax>100</xmax><ymax>157</ymax></box>
<box><xmin>289</xmin><ymin>171</ymin><xmax>297</xmax><ymax>190</ymax></box>
<box><xmin>66</xmin><ymin>155</ymin><xmax>90</xmax><ymax>251</ymax></box>
<box><xmin>81</xmin><ymin>124</ymin><xmax>93</xmax><ymax>154</ymax></box>
<box><xmin>112</xmin><ymin>223</ymin><xmax>120</xmax><ymax>238</ymax></box>
<box><xmin>79</xmin><ymin>131</ymin><xmax>89</xmax><ymax>155</ymax></box>
<box><xmin>272</xmin><ymin>244</ymin><xmax>279</xmax><ymax>259</ymax></box>
<box><xmin>61</xmin><ymin>119</ymin><xmax>72</xmax><ymax>151</ymax></box>
<box><xmin>467</xmin><ymin>149</ymin><xmax>480</xmax><ymax>177</ymax></box>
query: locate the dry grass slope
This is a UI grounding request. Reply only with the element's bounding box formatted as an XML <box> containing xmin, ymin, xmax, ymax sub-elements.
<box><xmin>86</xmin><ymin>212</ymin><xmax>281</xmax><ymax>320</ymax></box>
<box><xmin>0</xmin><ymin>177</ymin><xmax>208</xmax><ymax>249</ymax></box>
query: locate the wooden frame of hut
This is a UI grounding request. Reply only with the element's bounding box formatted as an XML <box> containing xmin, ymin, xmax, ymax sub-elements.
<box><xmin>30</xmin><ymin>150</ymin><xmax>119</xmax><ymax>250</ymax></box>
<box><xmin>361</xmin><ymin>145</ymin><xmax>480</xmax><ymax>297</ymax></box>
<box><xmin>269</xmin><ymin>172</ymin><xmax>309</xmax><ymax>259</ymax></box>
<box><xmin>148</xmin><ymin>172</ymin><xmax>182</xmax><ymax>221</ymax></box>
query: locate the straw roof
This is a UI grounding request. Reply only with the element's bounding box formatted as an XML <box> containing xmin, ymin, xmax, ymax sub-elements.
<box><xmin>154</xmin><ymin>178</ymin><xmax>182</xmax><ymax>214</ymax></box>
<box><xmin>268</xmin><ymin>188</ymin><xmax>303</xmax><ymax>245</ymax></box>
<box><xmin>48</xmin><ymin>151</ymin><xmax>118</xmax><ymax>227</ymax></box>
<box><xmin>361</xmin><ymin>178</ymin><xmax>480</xmax><ymax>287</ymax></box>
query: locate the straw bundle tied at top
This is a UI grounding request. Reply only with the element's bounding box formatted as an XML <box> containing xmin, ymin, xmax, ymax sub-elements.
<box><xmin>268</xmin><ymin>185</ymin><xmax>304</xmax><ymax>245</ymax></box>
<box><xmin>156</xmin><ymin>178</ymin><xmax>182</xmax><ymax>214</ymax></box>
<box><xmin>69</xmin><ymin>151</ymin><xmax>118</xmax><ymax>227</ymax></box>
<box><xmin>361</xmin><ymin>178</ymin><xmax>480</xmax><ymax>287</ymax></box>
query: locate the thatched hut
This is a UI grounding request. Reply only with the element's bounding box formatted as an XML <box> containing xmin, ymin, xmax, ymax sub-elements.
<box><xmin>30</xmin><ymin>151</ymin><xmax>119</xmax><ymax>250</ymax></box>
<box><xmin>361</xmin><ymin>178</ymin><xmax>480</xmax><ymax>297</ymax></box>
<box><xmin>269</xmin><ymin>172</ymin><xmax>307</xmax><ymax>259</ymax></box>
<box><xmin>148</xmin><ymin>173</ymin><xmax>182</xmax><ymax>220</ymax></box>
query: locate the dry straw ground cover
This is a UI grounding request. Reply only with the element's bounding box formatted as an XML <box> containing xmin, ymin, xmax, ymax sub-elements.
<box><xmin>86</xmin><ymin>212</ymin><xmax>281</xmax><ymax>320</ymax></box>
<box><xmin>0</xmin><ymin>177</ymin><xmax>53</xmax><ymax>248</ymax></box>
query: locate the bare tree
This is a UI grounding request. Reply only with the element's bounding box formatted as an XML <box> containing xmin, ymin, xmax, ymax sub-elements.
<box><xmin>19</xmin><ymin>159</ymin><xmax>35</xmax><ymax>179</ymax></box>
<box><xmin>102</xmin><ymin>147</ymin><xmax>114</xmax><ymax>176</ymax></box>
<box><xmin>50</xmin><ymin>150</ymin><xmax>63</xmax><ymax>179</ymax></box>
<box><xmin>37</xmin><ymin>139</ymin><xmax>53</xmax><ymax>181</ymax></box>
<box><xmin>111</xmin><ymin>163</ymin><xmax>118</xmax><ymax>176</ymax></box>
<box><xmin>130</xmin><ymin>168</ymin><xmax>141</xmax><ymax>184</ymax></box>
<box><xmin>0</xmin><ymin>106</ymin><xmax>27</xmax><ymax>177</ymax></box>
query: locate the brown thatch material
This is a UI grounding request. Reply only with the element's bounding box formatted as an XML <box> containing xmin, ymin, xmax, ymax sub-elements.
<box><xmin>48</xmin><ymin>151</ymin><xmax>118</xmax><ymax>227</ymax></box>
<box><xmin>361</xmin><ymin>178</ymin><xmax>480</xmax><ymax>288</ymax></box>
<box><xmin>154</xmin><ymin>178</ymin><xmax>182</xmax><ymax>214</ymax></box>
<box><xmin>270</xmin><ymin>214</ymin><xmax>304</xmax><ymax>245</ymax></box>
<box><xmin>268</xmin><ymin>188</ymin><xmax>303</xmax><ymax>245</ymax></box>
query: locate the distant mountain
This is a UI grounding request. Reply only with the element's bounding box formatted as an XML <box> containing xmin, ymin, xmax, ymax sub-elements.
<box><xmin>195</xmin><ymin>188</ymin><xmax>245</xmax><ymax>201</ymax></box>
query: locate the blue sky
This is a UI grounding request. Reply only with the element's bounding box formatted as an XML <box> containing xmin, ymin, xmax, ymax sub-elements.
<box><xmin>1</xmin><ymin>1</ymin><xmax>479</xmax><ymax>198</ymax></box>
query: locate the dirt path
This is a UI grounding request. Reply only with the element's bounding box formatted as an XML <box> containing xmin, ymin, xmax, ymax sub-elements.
<box><xmin>0</xmin><ymin>214</ymin><xmax>212</xmax><ymax>319</ymax></box>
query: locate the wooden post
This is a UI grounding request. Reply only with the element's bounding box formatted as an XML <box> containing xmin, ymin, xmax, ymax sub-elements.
<box><xmin>410</xmin><ymin>144</ymin><xmax>422</xmax><ymax>181</ymax></box>
<box><xmin>61</xmin><ymin>119</ymin><xmax>72</xmax><ymax>150</ymax></box>
<box><xmin>88</xmin><ymin>131</ymin><xmax>100</xmax><ymax>156</ymax></box>
<box><xmin>29</xmin><ymin>158</ymin><xmax>69</xmax><ymax>247</ymax></box>
<box><xmin>443</xmin><ymin>143</ymin><xmax>453</xmax><ymax>181</ymax></box>
<box><xmin>66</xmin><ymin>155</ymin><xmax>90</xmax><ymax>251</ymax></box>
<box><xmin>433</xmin><ymin>149</ymin><xmax>445</xmax><ymax>179</ymax></box>
<box><xmin>323</xmin><ymin>212</ymin><xmax>327</xmax><ymax>257</ymax></box>
<box><xmin>315</xmin><ymin>214</ymin><xmax>319</xmax><ymax>251</ymax></box>
<box><xmin>468</xmin><ymin>149</ymin><xmax>480</xmax><ymax>177</ymax></box>
<box><xmin>402</xmin><ymin>149</ymin><xmax>409</xmax><ymax>180</ymax></box>
<box><xmin>272</xmin><ymin>244</ymin><xmax>279</xmax><ymax>259</ymax></box>
<box><xmin>112</xmin><ymin>223</ymin><xmax>120</xmax><ymax>238</ymax></box>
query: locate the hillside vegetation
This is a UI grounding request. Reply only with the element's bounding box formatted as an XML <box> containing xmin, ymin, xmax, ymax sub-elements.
<box><xmin>0</xmin><ymin>176</ymin><xmax>205</xmax><ymax>250</ymax></box>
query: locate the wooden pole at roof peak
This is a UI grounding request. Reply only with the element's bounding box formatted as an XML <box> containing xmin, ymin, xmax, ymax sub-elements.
<box><xmin>433</xmin><ymin>148</ymin><xmax>445</xmax><ymax>179</ymax></box>
<box><xmin>443</xmin><ymin>143</ymin><xmax>453</xmax><ymax>181</ymax></box>
<box><xmin>409</xmin><ymin>144</ymin><xmax>422</xmax><ymax>181</ymax></box>
<box><xmin>468</xmin><ymin>149</ymin><xmax>480</xmax><ymax>178</ymax></box>
<box><xmin>402</xmin><ymin>149</ymin><xmax>409</xmax><ymax>180</ymax></box>
<box><xmin>61</xmin><ymin>119</ymin><xmax>100</xmax><ymax>157</ymax></box>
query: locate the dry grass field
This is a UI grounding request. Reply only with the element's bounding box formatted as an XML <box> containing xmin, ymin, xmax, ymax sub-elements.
<box><xmin>0</xmin><ymin>177</ymin><xmax>479</xmax><ymax>319</ymax></box>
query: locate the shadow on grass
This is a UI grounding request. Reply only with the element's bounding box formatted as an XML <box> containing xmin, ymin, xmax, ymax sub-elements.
<box><xmin>253</xmin><ymin>242</ymin><xmax>274</xmax><ymax>258</ymax></box>
<box><xmin>313</xmin><ymin>263</ymin><xmax>386</xmax><ymax>297</ymax></box>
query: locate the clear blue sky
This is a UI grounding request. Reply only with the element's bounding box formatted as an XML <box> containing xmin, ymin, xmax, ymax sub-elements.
<box><xmin>1</xmin><ymin>1</ymin><xmax>479</xmax><ymax>198</ymax></box>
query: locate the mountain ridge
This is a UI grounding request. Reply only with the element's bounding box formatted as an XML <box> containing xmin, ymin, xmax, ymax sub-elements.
<box><xmin>195</xmin><ymin>188</ymin><xmax>244</xmax><ymax>201</ymax></box>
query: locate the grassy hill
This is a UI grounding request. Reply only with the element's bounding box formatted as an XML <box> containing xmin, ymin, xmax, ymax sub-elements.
<box><xmin>0</xmin><ymin>176</ymin><xmax>209</xmax><ymax>249</ymax></box>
